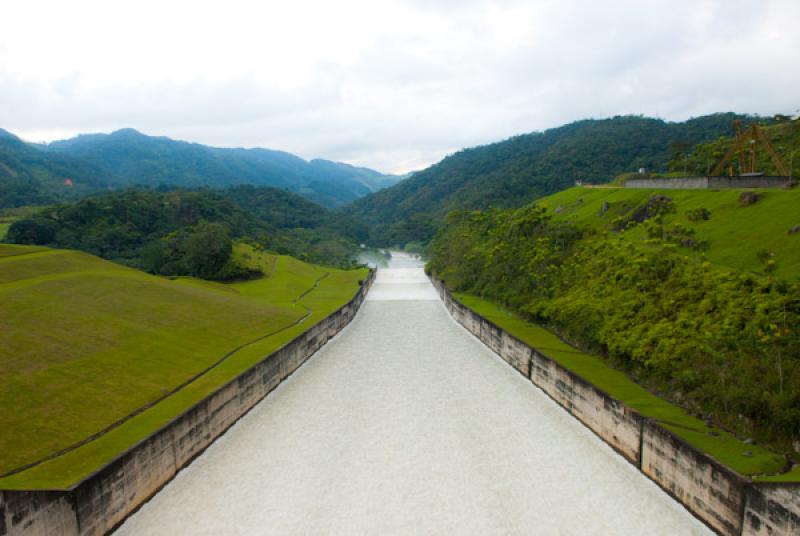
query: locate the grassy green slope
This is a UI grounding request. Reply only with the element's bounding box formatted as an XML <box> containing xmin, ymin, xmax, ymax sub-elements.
<box><xmin>448</xmin><ymin>184</ymin><xmax>800</xmax><ymax>479</ymax></box>
<box><xmin>0</xmin><ymin>243</ymin><xmax>366</xmax><ymax>489</ymax></box>
<box><xmin>349</xmin><ymin>113</ymin><xmax>753</xmax><ymax>245</ymax></box>
<box><xmin>537</xmin><ymin>186</ymin><xmax>800</xmax><ymax>278</ymax></box>
<box><xmin>454</xmin><ymin>293</ymin><xmax>785</xmax><ymax>477</ymax></box>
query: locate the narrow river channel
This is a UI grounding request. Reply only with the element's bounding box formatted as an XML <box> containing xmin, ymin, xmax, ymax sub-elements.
<box><xmin>117</xmin><ymin>252</ymin><xmax>711</xmax><ymax>535</ymax></box>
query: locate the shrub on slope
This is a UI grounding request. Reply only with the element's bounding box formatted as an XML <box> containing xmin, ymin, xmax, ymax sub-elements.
<box><xmin>429</xmin><ymin>202</ymin><xmax>800</xmax><ymax>453</ymax></box>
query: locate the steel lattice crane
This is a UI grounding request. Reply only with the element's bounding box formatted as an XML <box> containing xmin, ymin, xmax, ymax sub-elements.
<box><xmin>711</xmin><ymin>120</ymin><xmax>789</xmax><ymax>176</ymax></box>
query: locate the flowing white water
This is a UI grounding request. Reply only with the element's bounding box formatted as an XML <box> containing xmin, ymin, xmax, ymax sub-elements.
<box><xmin>117</xmin><ymin>252</ymin><xmax>711</xmax><ymax>535</ymax></box>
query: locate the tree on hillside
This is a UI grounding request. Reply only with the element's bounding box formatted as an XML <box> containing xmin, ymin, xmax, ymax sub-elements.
<box><xmin>145</xmin><ymin>221</ymin><xmax>233</xmax><ymax>279</ymax></box>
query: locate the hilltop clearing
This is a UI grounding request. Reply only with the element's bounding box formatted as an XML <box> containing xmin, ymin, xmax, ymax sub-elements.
<box><xmin>539</xmin><ymin>186</ymin><xmax>800</xmax><ymax>279</ymax></box>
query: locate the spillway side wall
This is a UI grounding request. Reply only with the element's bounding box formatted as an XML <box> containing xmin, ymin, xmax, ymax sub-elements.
<box><xmin>1</xmin><ymin>269</ymin><xmax>375</xmax><ymax>536</ymax></box>
<box><xmin>431</xmin><ymin>277</ymin><xmax>771</xmax><ymax>536</ymax></box>
<box><xmin>436</xmin><ymin>282</ymin><xmax>642</xmax><ymax>463</ymax></box>
<box><xmin>640</xmin><ymin>420</ymin><xmax>748</xmax><ymax>536</ymax></box>
<box><xmin>0</xmin><ymin>491</ymin><xmax>77</xmax><ymax>536</ymax></box>
<box><xmin>742</xmin><ymin>483</ymin><xmax>800</xmax><ymax>536</ymax></box>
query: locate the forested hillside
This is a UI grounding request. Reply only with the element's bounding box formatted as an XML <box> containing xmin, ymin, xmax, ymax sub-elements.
<box><xmin>6</xmin><ymin>186</ymin><xmax>367</xmax><ymax>277</ymax></box>
<box><xmin>349</xmin><ymin>113</ymin><xmax>759</xmax><ymax>245</ymax></box>
<box><xmin>0</xmin><ymin>128</ymin><xmax>402</xmax><ymax>209</ymax></box>
<box><xmin>428</xmin><ymin>188</ymin><xmax>800</xmax><ymax>458</ymax></box>
<box><xmin>44</xmin><ymin>129</ymin><xmax>400</xmax><ymax>207</ymax></box>
<box><xmin>0</xmin><ymin>128</ymin><xmax>109</xmax><ymax>207</ymax></box>
<box><xmin>666</xmin><ymin>116</ymin><xmax>800</xmax><ymax>176</ymax></box>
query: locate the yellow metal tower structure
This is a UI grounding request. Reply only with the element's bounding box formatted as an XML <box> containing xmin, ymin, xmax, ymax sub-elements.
<box><xmin>710</xmin><ymin>120</ymin><xmax>789</xmax><ymax>176</ymax></box>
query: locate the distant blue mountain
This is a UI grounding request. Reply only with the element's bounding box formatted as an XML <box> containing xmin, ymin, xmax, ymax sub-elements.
<box><xmin>0</xmin><ymin>129</ymin><xmax>111</xmax><ymax>207</ymax></box>
<box><xmin>41</xmin><ymin>128</ymin><xmax>403</xmax><ymax>207</ymax></box>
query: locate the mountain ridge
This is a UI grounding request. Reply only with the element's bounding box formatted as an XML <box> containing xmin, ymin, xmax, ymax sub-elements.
<box><xmin>346</xmin><ymin>112</ymin><xmax>763</xmax><ymax>245</ymax></box>
<box><xmin>0</xmin><ymin>127</ymin><xmax>403</xmax><ymax>208</ymax></box>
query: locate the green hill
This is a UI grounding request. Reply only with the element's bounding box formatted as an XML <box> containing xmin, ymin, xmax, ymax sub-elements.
<box><xmin>6</xmin><ymin>186</ymin><xmax>368</xmax><ymax>272</ymax></box>
<box><xmin>348</xmin><ymin>113</ymin><xmax>761</xmax><ymax>245</ymax></box>
<box><xmin>44</xmin><ymin>128</ymin><xmax>402</xmax><ymax>207</ymax></box>
<box><xmin>539</xmin><ymin>185</ymin><xmax>800</xmax><ymax>279</ymax></box>
<box><xmin>0</xmin><ymin>128</ymin><xmax>110</xmax><ymax>208</ymax></box>
<box><xmin>0</xmin><ymin>127</ymin><xmax>403</xmax><ymax>209</ymax></box>
<box><xmin>428</xmin><ymin>184</ymin><xmax>800</xmax><ymax>475</ymax></box>
<box><xmin>666</xmin><ymin>118</ymin><xmax>800</xmax><ymax>176</ymax></box>
<box><xmin>0</xmin><ymin>243</ymin><xmax>367</xmax><ymax>489</ymax></box>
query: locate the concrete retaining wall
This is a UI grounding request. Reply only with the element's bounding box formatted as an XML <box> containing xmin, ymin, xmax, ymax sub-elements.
<box><xmin>1</xmin><ymin>269</ymin><xmax>375</xmax><ymax>536</ymax></box>
<box><xmin>625</xmin><ymin>177</ymin><xmax>791</xmax><ymax>189</ymax></box>
<box><xmin>743</xmin><ymin>483</ymin><xmax>800</xmax><ymax>535</ymax></box>
<box><xmin>640</xmin><ymin>420</ymin><xmax>748</xmax><ymax>536</ymax></box>
<box><xmin>626</xmin><ymin>177</ymin><xmax>711</xmax><ymax>189</ymax></box>
<box><xmin>432</xmin><ymin>278</ymin><xmax>798</xmax><ymax>536</ymax></box>
<box><xmin>0</xmin><ymin>492</ymin><xmax>77</xmax><ymax>536</ymax></box>
<box><xmin>709</xmin><ymin>177</ymin><xmax>792</xmax><ymax>189</ymax></box>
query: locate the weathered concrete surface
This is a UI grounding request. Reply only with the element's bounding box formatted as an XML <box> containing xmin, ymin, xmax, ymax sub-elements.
<box><xmin>743</xmin><ymin>484</ymin><xmax>800</xmax><ymax>536</ymax></box>
<box><xmin>436</xmin><ymin>283</ymin><xmax>643</xmax><ymax>466</ymax></box>
<box><xmin>72</xmin><ymin>432</ymin><xmax>178</xmax><ymax>535</ymax></box>
<box><xmin>116</xmin><ymin>254</ymin><xmax>709</xmax><ymax>535</ymax></box>
<box><xmin>626</xmin><ymin>177</ymin><xmax>710</xmax><ymax>189</ymax></box>
<box><xmin>433</xmin><ymin>278</ymin><xmax>749</xmax><ymax>535</ymax></box>
<box><xmin>0</xmin><ymin>270</ymin><xmax>374</xmax><ymax>536</ymax></box>
<box><xmin>0</xmin><ymin>491</ymin><xmax>77</xmax><ymax>536</ymax></box>
<box><xmin>641</xmin><ymin>421</ymin><xmax>748</xmax><ymax>536</ymax></box>
<box><xmin>625</xmin><ymin>177</ymin><xmax>791</xmax><ymax>189</ymax></box>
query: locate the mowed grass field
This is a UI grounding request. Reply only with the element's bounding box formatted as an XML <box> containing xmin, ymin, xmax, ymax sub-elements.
<box><xmin>454</xmin><ymin>293</ymin><xmax>787</xmax><ymax>478</ymax></box>
<box><xmin>0</xmin><ymin>243</ymin><xmax>367</xmax><ymax>489</ymax></box>
<box><xmin>538</xmin><ymin>186</ymin><xmax>800</xmax><ymax>278</ymax></box>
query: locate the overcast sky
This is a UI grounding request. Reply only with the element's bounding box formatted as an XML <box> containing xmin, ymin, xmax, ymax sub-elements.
<box><xmin>1</xmin><ymin>0</ymin><xmax>798</xmax><ymax>174</ymax></box>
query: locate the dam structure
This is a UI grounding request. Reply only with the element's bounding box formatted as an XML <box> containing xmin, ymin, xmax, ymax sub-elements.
<box><xmin>117</xmin><ymin>253</ymin><xmax>710</xmax><ymax>535</ymax></box>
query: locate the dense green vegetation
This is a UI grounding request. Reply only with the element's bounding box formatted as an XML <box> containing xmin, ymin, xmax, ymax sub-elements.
<box><xmin>666</xmin><ymin>117</ymin><xmax>800</xmax><ymax>176</ymax></box>
<box><xmin>0</xmin><ymin>243</ymin><xmax>367</xmax><ymax>489</ymax></box>
<box><xmin>0</xmin><ymin>128</ymin><xmax>108</xmax><ymax>208</ymax></box>
<box><xmin>539</xmin><ymin>186</ymin><xmax>800</xmax><ymax>279</ymax></box>
<box><xmin>349</xmin><ymin>113</ymin><xmax>762</xmax><ymax>246</ymax></box>
<box><xmin>6</xmin><ymin>186</ymin><xmax>367</xmax><ymax>275</ymax></box>
<box><xmin>5</xmin><ymin>110</ymin><xmax>798</xmax><ymax>490</ymax></box>
<box><xmin>453</xmin><ymin>292</ymin><xmax>784</xmax><ymax>476</ymax></box>
<box><xmin>429</xmin><ymin>196</ymin><xmax>800</xmax><ymax>471</ymax></box>
<box><xmin>222</xmin><ymin>184</ymin><xmax>369</xmax><ymax>262</ymax></box>
<box><xmin>0</xmin><ymin>127</ymin><xmax>401</xmax><ymax>209</ymax></box>
<box><xmin>0</xmin><ymin>207</ymin><xmax>22</xmax><ymax>239</ymax></box>
<box><xmin>44</xmin><ymin>128</ymin><xmax>400</xmax><ymax>207</ymax></box>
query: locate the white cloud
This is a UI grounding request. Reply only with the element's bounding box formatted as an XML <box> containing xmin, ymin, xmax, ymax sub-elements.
<box><xmin>0</xmin><ymin>0</ymin><xmax>798</xmax><ymax>173</ymax></box>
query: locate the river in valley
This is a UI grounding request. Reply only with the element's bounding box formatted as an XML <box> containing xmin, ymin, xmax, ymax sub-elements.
<box><xmin>117</xmin><ymin>252</ymin><xmax>711</xmax><ymax>535</ymax></box>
